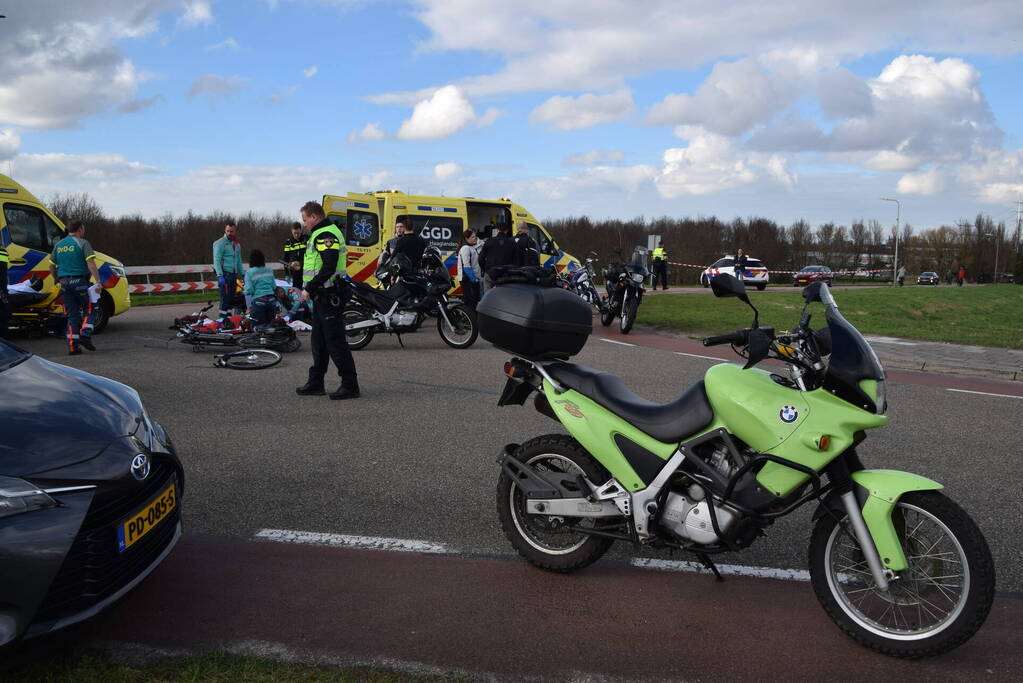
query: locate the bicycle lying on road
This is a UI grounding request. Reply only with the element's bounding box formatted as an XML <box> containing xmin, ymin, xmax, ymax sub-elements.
<box><xmin>173</xmin><ymin>302</ymin><xmax>301</xmax><ymax>353</ymax></box>
<box><xmin>212</xmin><ymin>348</ymin><xmax>282</xmax><ymax>370</ymax></box>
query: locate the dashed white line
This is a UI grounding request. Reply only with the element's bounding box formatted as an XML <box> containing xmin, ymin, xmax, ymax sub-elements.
<box><xmin>631</xmin><ymin>558</ymin><xmax>810</xmax><ymax>582</ymax></box>
<box><xmin>254</xmin><ymin>529</ymin><xmax>453</xmax><ymax>554</ymax></box>
<box><xmin>864</xmin><ymin>336</ymin><xmax>919</xmax><ymax>346</ymax></box>
<box><xmin>674</xmin><ymin>351</ymin><xmax>726</xmax><ymax>362</ymax></box>
<box><xmin>600</xmin><ymin>338</ymin><xmax>636</xmax><ymax>347</ymax></box>
<box><xmin>946</xmin><ymin>388</ymin><xmax>1023</xmax><ymax>400</ymax></box>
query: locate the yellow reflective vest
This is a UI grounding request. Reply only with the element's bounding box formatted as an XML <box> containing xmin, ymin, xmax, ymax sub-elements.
<box><xmin>652</xmin><ymin>247</ymin><xmax>666</xmax><ymax>261</ymax></box>
<box><xmin>302</xmin><ymin>223</ymin><xmax>346</xmax><ymax>289</ymax></box>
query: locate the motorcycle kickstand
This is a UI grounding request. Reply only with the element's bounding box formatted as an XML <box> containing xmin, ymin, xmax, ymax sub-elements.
<box><xmin>396</xmin><ymin>333</ymin><xmax>405</xmax><ymax>348</ymax></box>
<box><xmin>694</xmin><ymin>552</ymin><xmax>724</xmax><ymax>582</ymax></box>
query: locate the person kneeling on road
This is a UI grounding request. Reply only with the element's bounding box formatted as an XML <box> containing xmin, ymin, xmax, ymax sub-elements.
<box><xmin>244</xmin><ymin>249</ymin><xmax>277</xmax><ymax>329</ymax></box>
<box><xmin>295</xmin><ymin>200</ymin><xmax>360</xmax><ymax>400</ymax></box>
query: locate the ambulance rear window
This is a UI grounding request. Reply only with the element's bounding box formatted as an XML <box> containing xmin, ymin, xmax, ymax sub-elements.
<box><xmin>345</xmin><ymin>211</ymin><xmax>379</xmax><ymax>247</ymax></box>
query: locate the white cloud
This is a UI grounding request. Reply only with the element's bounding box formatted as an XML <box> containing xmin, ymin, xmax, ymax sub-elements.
<box><xmin>359</xmin><ymin>171</ymin><xmax>389</xmax><ymax>191</ymax></box>
<box><xmin>957</xmin><ymin>149</ymin><xmax>1023</xmax><ymax>203</ymax></box>
<box><xmin>396</xmin><ymin>85</ymin><xmax>492</xmax><ymax>140</ymax></box>
<box><xmin>654</xmin><ymin>126</ymin><xmax>794</xmax><ymax>197</ymax></box>
<box><xmin>303</xmin><ymin>65</ymin><xmax>318</xmax><ymax>78</ymax></box>
<box><xmin>0</xmin><ymin>129</ymin><xmax>22</xmax><ymax>161</ymax></box>
<box><xmin>347</xmin><ymin>122</ymin><xmax>386</xmax><ymax>142</ymax></box>
<box><xmin>434</xmin><ymin>162</ymin><xmax>464</xmax><ymax>182</ymax></box>
<box><xmin>118</xmin><ymin>95</ymin><xmax>164</xmax><ymax>114</ymax></box>
<box><xmin>205</xmin><ymin>37</ymin><xmax>240</xmax><ymax>52</ymax></box>
<box><xmin>181</xmin><ymin>1</ymin><xmax>213</xmax><ymax>27</ymax></box>
<box><xmin>187</xmin><ymin>74</ymin><xmax>247</xmax><ymax>101</ymax></box>
<box><xmin>530</xmin><ymin>90</ymin><xmax>633</xmax><ymax>130</ymax></box>
<box><xmin>10</xmin><ymin>152</ymin><xmax>164</xmax><ymax>182</ymax></box>
<box><xmin>897</xmin><ymin>167</ymin><xmax>947</xmax><ymax>195</ymax></box>
<box><xmin>564</xmin><ymin>150</ymin><xmax>625</xmax><ymax>166</ymax></box>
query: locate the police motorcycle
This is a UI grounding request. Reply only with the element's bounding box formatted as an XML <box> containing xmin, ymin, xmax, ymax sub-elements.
<box><xmin>600</xmin><ymin>246</ymin><xmax>647</xmax><ymax>333</ymax></box>
<box><xmin>568</xmin><ymin>252</ymin><xmax>609</xmax><ymax>316</ymax></box>
<box><xmin>343</xmin><ymin>246</ymin><xmax>478</xmax><ymax>350</ymax></box>
<box><xmin>480</xmin><ymin>274</ymin><xmax>994</xmax><ymax>658</ymax></box>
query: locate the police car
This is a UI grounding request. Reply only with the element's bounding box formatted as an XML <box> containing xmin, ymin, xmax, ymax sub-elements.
<box><xmin>700</xmin><ymin>255</ymin><xmax>770</xmax><ymax>290</ymax></box>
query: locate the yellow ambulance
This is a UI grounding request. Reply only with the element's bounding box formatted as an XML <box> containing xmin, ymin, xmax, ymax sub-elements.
<box><xmin>320</xmin><ymin>191</ymin><xmax>581</xmax><ymax>287</ymax></box>
<box><xmin>1</xmin><ymin>173</ymin><xmax>131</xmax><ymax>333</ymax></box>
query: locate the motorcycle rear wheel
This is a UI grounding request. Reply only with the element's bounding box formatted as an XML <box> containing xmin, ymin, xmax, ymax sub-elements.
<box><xmin>437</xmin><ymin>304</ymin><xmax>478</xmax><ymax>349</ymax></box>
<box><xmin>620</xmin><ymin>297</ymin><xmax>638</xmax><ymax>334</ymax></box>
<box><xmin>497</xmin><ymin>435</ymin><xmax>618</xmax><ymax>572</ymax></box>
<box><xmin>809</xmin><ymin>491</ymin><xmax>994</xmax><ymax>658</ymax></box>
<box><xmin>343</xmin><ymin>307</ymin><xmax>374</xmax><ymax>350</ymax></box>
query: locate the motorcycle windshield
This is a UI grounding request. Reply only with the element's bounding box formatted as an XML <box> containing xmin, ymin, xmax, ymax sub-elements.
<box><xmin>823</xmin><ymin>299</ymin><xmax>885</xmax><ymax>412</ymax></box>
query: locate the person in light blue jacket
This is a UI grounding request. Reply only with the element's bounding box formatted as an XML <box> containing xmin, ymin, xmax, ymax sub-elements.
<box><xmin>244</xmin><ymin>249</ymin><xmax>277</xmax><ymax>328</ymax></box>
<box><xmin>212</xmin><ymin>221</ymin><xmax>243</xmax><ymax>318</ymax></box>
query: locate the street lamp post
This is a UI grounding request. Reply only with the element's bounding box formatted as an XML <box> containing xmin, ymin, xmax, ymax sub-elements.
<box><xmin>983</xmin><ymin>231</ymin><xmax>1000</xmax><ymax>282</ymax></box>
<box><xmin>880</xmin><ymin>197</ymin><xmax>900</xmax><ymax>286</ymax></box>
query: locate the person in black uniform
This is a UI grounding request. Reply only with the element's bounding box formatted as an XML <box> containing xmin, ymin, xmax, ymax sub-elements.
<box><xmin>478</xmin><ymin>222</ymin><xmax>517</xmax><ymax>290</ymax></box>
<box><xmin>393</xmin><ymin>220</ymin><xmax>428</xmax><ymax>270</ymax></box>
<box><xmin>283</xmin><ymin>221</ymin><xmax>308</xmax><ymax>289</ymax></box>
<box><xmin>734</xmin><ymin>248</ymin><xmax>749</xmax><ymax>283</ymax></box>
<box><xmin>513</xmin><ymin>221</ymin><xmax>541</xmax><ymax>268</ymax></box>
<box><xmin>295</xmin><ymin>200</ymin><xmax>360</xmax><ymax>400</ymax></box>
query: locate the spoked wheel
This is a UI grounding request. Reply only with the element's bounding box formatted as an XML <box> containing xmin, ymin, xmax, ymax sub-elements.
<box><xmin>496</xmin><ymin>435</ymin><xmax>621</xmax><ymax>572</ymax></box>
<box><xmin>276</xmin><ymin>336</ymin><xmax>302</xmax><ymax>353</ymax></box>
<box><xmin>809</xmin><ymin>491</ymin><xmax>994</xmax><ymax>658</ymax></box>
<box><xmin>620</xmin><ymin>297</ymin><xmax>638</xmax><ymax>334</ymax></box>
<box><xmin>437</xmin><ymin>304</ymin><xmax>478</xmax><ymax>348</ymax></box>
<box><xmin>343</xmin><ymin>307</ymin><xmax>374</xmax><ymax>350</ymax></box>
<box><xmin>217</xmin><ymin>349</ymin><xmax>282</xmax><ymax>370</ymax></box>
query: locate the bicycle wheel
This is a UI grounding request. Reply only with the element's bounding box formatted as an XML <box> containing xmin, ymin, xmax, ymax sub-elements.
<box><xmin>219</xmin><ymin>349</ymin><xmax>282</xmax><ymax>370</ymax></box>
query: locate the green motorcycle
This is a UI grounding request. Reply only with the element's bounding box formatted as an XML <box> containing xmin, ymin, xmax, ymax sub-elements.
<box><xmin>493</xmin><ymin>275</ymin><xmax>994</xmax><ymax>658</ymax></box>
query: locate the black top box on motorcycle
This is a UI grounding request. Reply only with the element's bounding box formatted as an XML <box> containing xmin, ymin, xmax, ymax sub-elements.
<box><xmin>478</xmin><ymin>283</ymin><xmax>592</xmax><ymax>360</ymax></box>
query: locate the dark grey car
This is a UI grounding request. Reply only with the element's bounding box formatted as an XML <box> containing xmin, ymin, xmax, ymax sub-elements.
<box><xmin>0</xmin><ymin>340</ymin><xmax>183</xmax><ymax>648</ymax></box>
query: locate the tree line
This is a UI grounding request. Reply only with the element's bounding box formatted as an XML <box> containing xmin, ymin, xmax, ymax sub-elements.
<box><xmin>49</xmin><ymin>192</ymin><xmax>1021</xmax><ymax>287</ymax></box>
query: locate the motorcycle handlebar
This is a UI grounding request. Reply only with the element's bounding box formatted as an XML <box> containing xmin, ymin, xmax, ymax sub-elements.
<box><xmin>703</xmin><ymin>330</ymin><xmax>749</xmax><ymax>347</ymax></box>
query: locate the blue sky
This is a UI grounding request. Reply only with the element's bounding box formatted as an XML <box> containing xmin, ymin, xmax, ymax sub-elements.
<box><xmin>1</xmin><ymin>0</ymin><xmax>1022</xmax><ymax>231</ymax></box>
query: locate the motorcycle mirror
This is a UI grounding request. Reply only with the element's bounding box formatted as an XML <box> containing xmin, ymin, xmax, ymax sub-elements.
<box><xmin>802</xmin><ymin>281</ymin><xmax>824</xmax><ymax>303</ymax></box>
<box><xmin>710</xmin><ymin>273</ymin><xmax>749</xmax><ymax>302</ymax></box>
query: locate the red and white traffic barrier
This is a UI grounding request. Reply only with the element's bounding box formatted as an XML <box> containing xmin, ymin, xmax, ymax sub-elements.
<box><xmin>129</xmin><ymin>281</ymin><xmax>218</xmax><ymax>294</ymax></box>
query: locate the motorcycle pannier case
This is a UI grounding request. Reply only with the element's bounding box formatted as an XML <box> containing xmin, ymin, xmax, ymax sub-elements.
<box><xmin>477</xmin><ymin>283</ymin><xmax>592</xmax><ymax>359</ymax></box>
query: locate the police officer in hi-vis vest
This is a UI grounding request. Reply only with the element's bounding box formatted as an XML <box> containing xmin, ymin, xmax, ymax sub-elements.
<box><xmin>283</xmin><ymin>221</ymin><xmax>308</xmax><ymax>290</ymax></box>
<box><xmin>295</xmin><ymin>201</ymin><xmax>360</xmax><ymax>400</ymax></box>
<box><xmin>652</xmin><ymin>241</ymin><xmax>668</xmax><ymax>290</ymax></box>
<box><xmin>50</xmin><ymin>220</ymin><xmax>105</xmax><ymax>354</ymax></box>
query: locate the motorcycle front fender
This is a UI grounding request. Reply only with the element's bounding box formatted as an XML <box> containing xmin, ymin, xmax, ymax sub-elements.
<box><xmin>813</xmin><ymin>469</ymin><xmax>943</xmax><ymax>572</ymax></box>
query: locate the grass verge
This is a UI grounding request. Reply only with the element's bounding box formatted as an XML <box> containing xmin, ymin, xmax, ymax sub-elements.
<box><xmin>638</xmin><ymin>284</ymin><xmax>1023</xmax><ymax>349</ymax></box>
<box><xmin>130</xmin><ymin>293</ymin><xmax>217</xmax><ymax>307</ymax></box>
<box><xmin>6</xmin><ymin>649</ymin><xmax>466</xmax><ymax>682</ymax></box>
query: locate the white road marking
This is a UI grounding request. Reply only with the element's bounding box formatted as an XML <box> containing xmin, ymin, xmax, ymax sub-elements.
<box><xmin>631</xmin><ymin>558</ymin><xmax>810</xmax><ymax>582</ymax></box>
<box><xmin>600</xmin><ymin>338</ymin><xmax>636</xmax><ymax>347</ymax></box>
<box><xmin>675</xmin><ymin>351</ymin><xmax>726</xmax><ymax>362</ymax></box>
<box><xmin>864</xmin><ymin>336</ymin><xmax>918</xmax><ymax>346</ymax></box>
<box><xmin>946</xmin><ymin>388</ymin><xmax>1023</xmax><ymax>400</ymax></box>
<box><xmin>254</xmin><ymin>529</ymin><xmax>452</xmax><ymax>554</ymax></box>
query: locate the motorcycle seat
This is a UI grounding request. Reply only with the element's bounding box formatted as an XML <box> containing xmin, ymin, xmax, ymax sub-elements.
<box><xmin>543</xmin><ymin>362</ymin><xmax>714</xmax><ymax>444</ymax></box>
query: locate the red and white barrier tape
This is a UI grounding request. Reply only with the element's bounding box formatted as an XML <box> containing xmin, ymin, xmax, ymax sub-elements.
<box><xmin>129</xmin><ymin>281</ymin><xmax>217</xmax><ymax>294</ymax></box>
<box><xmin>667</xmin><ymin>261</ymin><xmax>894</xmax><ymax>276</ymax></box>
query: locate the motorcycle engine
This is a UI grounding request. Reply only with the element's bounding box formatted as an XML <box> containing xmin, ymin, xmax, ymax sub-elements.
<box><xmin>660</xmin><ymin>486</ymin><xmax>740</xmax><ymax>545</ymax></box>
<box><xmin>392</xmin><ymin>310</ymin><xmax>419</xmax><ymax>327</ymax></box>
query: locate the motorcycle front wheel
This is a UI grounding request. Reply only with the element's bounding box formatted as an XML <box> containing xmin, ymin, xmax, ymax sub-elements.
<box><xmin>620</xmin><ymin>297</ymin><xmax>638</xmax><ymax>334</ymax></box>
<box><xmin>600</xmin><ymin>298</ymin><xmax>616</xmax><ymax>327</ymax></box>
<box><xmin>437</xmin><ymin>304</ymin><xmax>478</xmax><ymax>348</ymax></box>
<box><xmin>343</xmin><ymin>307</ymin><xmax>375</xmax><ymax>350</ymax></box>
<box><xmin>809</xmin><ymin>491</ymin><xmax>994</xmax><ymax>658</ymax></box>
<box><xmin>497</xmin><ymin>435</ymin><xmax>619</xmax><ymax>572</ymax></box>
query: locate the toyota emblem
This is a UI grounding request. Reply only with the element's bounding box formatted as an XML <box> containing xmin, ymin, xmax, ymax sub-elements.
<box><xmin>131</xmin><ymin>454</ymin><xmax>151</xmax><ymax>481</ymax></box>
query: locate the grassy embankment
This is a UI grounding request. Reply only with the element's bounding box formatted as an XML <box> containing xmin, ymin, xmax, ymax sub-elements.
<box><xmin>639</xmin><ymin>284</ymin><xmax>1023</xmax><ymax>349</ymax></box>
<box><xmin>7</xmin><ymin>650</ymin><xmax>464</xmax><ymax>682</ymax></box>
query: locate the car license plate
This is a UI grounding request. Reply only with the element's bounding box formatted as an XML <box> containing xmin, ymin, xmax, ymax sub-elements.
<box><xmin>117</xmin><ymin>480</ymin><xmax>177</xmax><ymax>553</ymax></box>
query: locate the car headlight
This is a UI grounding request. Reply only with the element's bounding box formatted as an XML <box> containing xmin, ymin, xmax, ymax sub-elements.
<box><xmin>0</xmin><ymin>476</ymin><xmax>58</xmax><ymax>520</ymax></box>
<box><xmin>631</xmin><ymin>272</ymin><xmax>645</xmax><ymax>284</ymax></box>
<box><xmin>109</xmin><ymin>265</ymin><xmax>127</xmax><ymax>278</ymax></box>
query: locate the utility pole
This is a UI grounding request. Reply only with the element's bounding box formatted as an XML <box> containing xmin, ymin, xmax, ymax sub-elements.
<box><xmin>880</xmin><ymin>198</ymin><xmax>900</xmax><ymax>286</ymax></box>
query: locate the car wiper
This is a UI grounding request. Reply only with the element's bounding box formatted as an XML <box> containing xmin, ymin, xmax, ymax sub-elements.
<box><xmin>0</xmin><ymin>354</ymin><xmax>31</xmax><ymax>372</ymax></box>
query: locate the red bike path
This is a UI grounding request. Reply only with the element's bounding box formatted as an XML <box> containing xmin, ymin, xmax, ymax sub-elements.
<box><xmin>75</xmin><ymin>534</ymin><xmax>1021</xmax><ymax>681</ymax></box>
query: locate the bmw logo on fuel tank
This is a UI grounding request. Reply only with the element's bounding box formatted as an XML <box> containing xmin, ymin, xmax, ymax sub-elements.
<box><xmin>130</xmin><ymin>453</ymin><xmax>151</xmax><ymax>480</ymax></box>
<box><xmin>779</xmin><ymin>405</ymin><xmax>799</xmax><ymax>423</ymax></box>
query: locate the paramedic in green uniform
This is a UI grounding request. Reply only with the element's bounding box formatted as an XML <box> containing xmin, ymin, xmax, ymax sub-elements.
<box><xmin>50</xmin><ymin>220</ymin><xmax>103</xmax><ymax>354</ymax></box>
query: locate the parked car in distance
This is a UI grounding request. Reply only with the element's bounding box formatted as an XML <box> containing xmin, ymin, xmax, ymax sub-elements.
<box><xmin>0</xmin><ymin>339</ymin><xmax>183</xmax><ymax>649</ymax></box>
<box><xmin>793</xmin><ymin>265</ymin><xmax>833</xmax><ymax>286</ymax></box>
<box><xmin>917</xmin><ymin>271</ymin><xmax>940</xmax><ymax>285</ymax></box>
<box><xmin>701</xmin><ymin>256</ymin><xmax>769</xmax><ymax>290</ymax></box>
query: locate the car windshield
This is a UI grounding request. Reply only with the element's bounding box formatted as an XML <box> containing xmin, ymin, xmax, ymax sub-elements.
<box><xmin>818</xmin><ymin>284</ymin><xmax>885</xmax><ymax>408</ymax></box>
<box><xmin>801</xmin><ymin>266</ymin><xmax>821</xmax><ymax>272</ymax></box>
<box><xmin>746</xmin><ymin>259</ymin><xmax>763</xmax><ymax>268</ymax></box>
<box><xmin>0</xmin><ymin>340</ymin><xmax>30</xmax><ymax>371</ymax></box>
<box><xmin>922</xmin><ymin>272</ymin><xmax>937</xmax><ymax>277</ymax></box>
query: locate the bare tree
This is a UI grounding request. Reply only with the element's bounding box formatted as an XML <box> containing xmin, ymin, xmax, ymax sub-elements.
<box><xmin>46</xmin><ymin>192</ymin><xmax>106</xmax><ymax>226</ymax></box>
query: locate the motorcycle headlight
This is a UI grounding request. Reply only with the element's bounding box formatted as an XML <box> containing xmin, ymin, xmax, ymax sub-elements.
<box><xmin>0</xmin><ymin>476</ymin><xmax>58</xmax><ymax>520</ymax></box>
<box><xmin>631</xmin><ymin>272</ymin><xmax>645</xmax><ymax>284</ymax></box>
<box><xmin>859</xmin><ymin>379</ymin><xmax>887</xmax><ymax>414</ymax></box>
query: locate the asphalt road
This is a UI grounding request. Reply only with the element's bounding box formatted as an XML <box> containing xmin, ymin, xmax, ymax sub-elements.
<box><xmin>9</xmin><ymin>303</ymin><xmax>1023</xmax><ymax>678</ymax></box>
